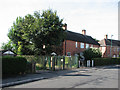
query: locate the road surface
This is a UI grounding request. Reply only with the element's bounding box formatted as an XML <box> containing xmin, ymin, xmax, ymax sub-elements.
<box><xmin>9</xmin><ymin>65</ymin><xmax>119</xmax><ymax>88</ymax></box>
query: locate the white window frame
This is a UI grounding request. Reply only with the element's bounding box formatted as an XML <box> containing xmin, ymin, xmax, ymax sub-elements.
<box><xmin>117</xmin><ymin>55</ymin><xmax>119</xmax><ymax>58</ymax></box>
<box><xmin>76</xmin><ymin>42</ymin><xmax>78</xmax><ymax>48</ymax></box>
<box><xmin>80</xmin><ymin>43</ymin><xmax>84</xmax><ymax>48</ymax></box>
<box><xmin>114</xmin><ymin>48</ymin><xmax>116</xmax><ymax>52</ymax></box>
<box><xmin>86</xmin><ymin>44</ymin><xmax>89</xmax><ymax>49</ymax></box>
<box><xmin>90</xmin><ymin>44</ymin><xmax>93</xmax><ymax>48</ymax></box>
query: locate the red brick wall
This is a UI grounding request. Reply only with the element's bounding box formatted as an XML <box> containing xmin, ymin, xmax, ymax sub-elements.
<box><xmin>63</xmin><ymin>40</ymin><xmax>99</xmax><ymax>56</ymax></box>
<box><xmin>101</xmin><ymin>46</ymin><xmax>120</xmax><ymax>57</ymax></box>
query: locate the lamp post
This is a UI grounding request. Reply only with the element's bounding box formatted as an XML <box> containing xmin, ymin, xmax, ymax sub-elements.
<box><xmin>110</xmin><ymin>35</ymin><xmax>113</xmax><ymax>57</ymax></box>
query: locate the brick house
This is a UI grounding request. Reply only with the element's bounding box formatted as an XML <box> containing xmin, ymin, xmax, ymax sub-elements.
<box><xmin>62</xmin><ymin>24</ymin><xmax>100</xmax><ymax>56</ymax></box>
<box><xmin>99</xmin><ymin>35</ymin><xmax>120</xmax><ymax>58</ymax></box>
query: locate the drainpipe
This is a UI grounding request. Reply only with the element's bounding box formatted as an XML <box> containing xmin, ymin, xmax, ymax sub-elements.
<box><xmin>110</xmin><ymin>35</ymin><xmax>113</xmax><ymax>57</ymax></box>
<box><xmin>65</xmin><ymin>40</ymin><xmax>66</xmax><ymax>56</ymax></box>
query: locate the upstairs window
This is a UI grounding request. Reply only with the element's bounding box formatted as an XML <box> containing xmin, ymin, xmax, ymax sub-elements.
<box><xmin>81</xmin><ymin>43</ymin><xmax>84</xmax><ymax>48</ymax></box>
<box><xmin>86</xmin><ymin>44</ymin><xmax>89</xmax><ymax>48</ymax></box>
<box><xmin>76</xmin><ymin>42</ymin><xmax>78</xmax><ymax>48</ymax></box>
<box><xmin>114</xmin><ymin>48</ymin><xmax>116</xmax><ymax>52</ymax></box>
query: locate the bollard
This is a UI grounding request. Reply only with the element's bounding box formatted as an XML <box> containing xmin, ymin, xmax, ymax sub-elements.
<box><xmin>92</xmin><ymin>60</ymin><xmax>94</xmax><ymax>67</ymax></box>
<box><xmin>79</xmin><ymin>60</ymin><xmax>80</xmax><ymax>68</ymax></box>
<box><xmin>87</xmin><ymin>60</ymin><xmax>90</xmax><ymax>67</ymax></box>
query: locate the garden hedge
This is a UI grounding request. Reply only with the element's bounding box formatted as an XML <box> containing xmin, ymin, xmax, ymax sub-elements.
<box><xmin>2</xmin><ymin>56</ymin><xmax>27</xmax><ymax>77</ymax></box>
<box><xmin>93</xmin><ymin>58</ymin><xmax>120</xmax><ymax>66</ymax></box>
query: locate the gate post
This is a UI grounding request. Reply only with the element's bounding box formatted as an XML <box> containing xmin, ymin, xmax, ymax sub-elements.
<box><xmin>63</xmin><ymin>56</ymin><xmax>65</xmax><ymax>70</ymax></box>
<box><xmin>52</xmin><ymin>56</ymin><xmax>55</xmax><ymax>71</ymax></box>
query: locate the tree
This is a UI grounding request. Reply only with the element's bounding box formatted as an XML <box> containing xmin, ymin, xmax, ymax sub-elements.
<box><xmin>8</xmin><ymin>9</ymin><xmax>65</xmax><ymax>55</ymax></box>
<box><xmin>8</xmin><ymin>15</ymin><xmax>35</xmax><ymax>55</ymax></box>
<box><xmin>1</xmin><ymin>40</ymin><xmax>17</xmax><ymax>52</ymax></box>
<box><xmin>94</xmin><ymin>38</ymin><xmax>100</xmax><ymax>42</ymax></box>
<box><xmin>83</xmin><ymin>48</ymin><xmax>102</xmax><ymax>60</ymax></box>
<box><xmin>1</xmin><ymin>41</ymin><xmax>12</xmax><ymax>50</ymax></box>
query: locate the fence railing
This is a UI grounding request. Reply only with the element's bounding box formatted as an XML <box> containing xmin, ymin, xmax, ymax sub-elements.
<box><xmin>22</xmin><ymin>55</ymin><xmax>79</xmax><ymax>72</ymax></box>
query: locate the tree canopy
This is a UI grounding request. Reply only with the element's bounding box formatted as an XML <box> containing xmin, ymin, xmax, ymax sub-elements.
<box><xmin>7</xmin><ymin>9</ymin><xmax>65</xmax><ymax>55</ymax></box>
<box><xmin>1</xmin><ymin>40</ymin><xmax>16</xmax><ymax>50</ymax></box>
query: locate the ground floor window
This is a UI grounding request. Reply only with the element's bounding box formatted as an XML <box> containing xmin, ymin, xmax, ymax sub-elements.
<box><xmin>67</xmin><ymin>52</ymin><xmax>71</xmax><ymax>56</ymax></box>
<box><xmin>117</xmin><ymin>55</ymin><xmax>119</xmax><ymax>58</ymax></box>
<box><xmin>113</xmin><ymin>55</ymin><xmax>116</xmax><ymax>58</ymax></box>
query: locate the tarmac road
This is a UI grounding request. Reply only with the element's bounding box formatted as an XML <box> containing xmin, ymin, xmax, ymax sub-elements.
<box><xmin>8</xmin><ymin>65</ymin><xmax>120</xmax><ymax>88</ymax></box>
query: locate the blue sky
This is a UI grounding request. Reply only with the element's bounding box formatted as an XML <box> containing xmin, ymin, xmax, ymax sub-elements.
<box><xmin>0</xmin><ymin>0</ymin><xmax>119</xmax><ymax>47</ymax></box>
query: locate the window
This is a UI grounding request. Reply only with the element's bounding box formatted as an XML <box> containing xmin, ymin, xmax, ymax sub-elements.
<box><xmin>114</xmin><ymin>47</ymin><xmax>117</xmax><ymax>52</ymax></box>
<box><xmin>113</xmin><ymin>55</ymin><xmax>116</xmax><ymax>58</ymax></box>
<box><xmin>67</xmin><ymin>52</ymin><xmax>71</xmax><ymax>56</ymax></box>
<box><xmin>76</xmin><ymin>42</ymin><xmax>78</xmax><ymax>48</ymax></box>
<box><xmin>117</xmin><ymin>48</ymin><xmax>119</xmax><ymax>52</ymax></box>
<box><xmin>80</xmin><ymin>43</ymin><xmax>84</xmax><ymax>48</ymax></box>
<box><xmin>86</xmin><ymin>44</ymin><xmax>89</xmax><ymax>48</ymax></box>
<box><xmin>117</xmin><ymin>55</ymin><xmax>119</xmax><ymax>58</ymax></box>
<box><xmin>90</xmin><ymin>45</ymin><xmax>93</xmax><ymax>48</ymax></box>
<box><xmin>114</xmin><ymin>48</ymin><xmax>116</xmax><ymax>52</ymax></box>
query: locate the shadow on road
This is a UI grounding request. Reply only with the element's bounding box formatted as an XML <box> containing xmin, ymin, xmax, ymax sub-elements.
<box><xmin>63</xmin><ymin>73</ymin><xmax>91</xmax><ymax>76</ymax></box>
<box><xmin>3</xmin><ymin>65</ymin><xmax>120</xmax><ymax>88</ymax></box>
<box><xmin>95</xmin><ymin>65</ymin><xmax>120</xmax><ymax>69</ymax></box>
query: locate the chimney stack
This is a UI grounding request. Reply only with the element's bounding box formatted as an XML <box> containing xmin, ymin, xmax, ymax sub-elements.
<box><xmin>82</xmin><ymin>29</ymin><xmax>86</xmax><ymax>35</ymax></box>
<box><xmin>104</xmin><ymin>34</ymin><xmax>108</xmax><ymax>39</ymax></box>
<box><xmin>62</xmin><ymin>23</ymin><xmax>67</xmax><ymax>30</ymax></box>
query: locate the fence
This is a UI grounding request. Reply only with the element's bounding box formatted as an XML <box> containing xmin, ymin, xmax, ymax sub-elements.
<box><xmin>22</xmin><ymin>55</ymin><xmax>79</xmax><ymax>72</ymax></box>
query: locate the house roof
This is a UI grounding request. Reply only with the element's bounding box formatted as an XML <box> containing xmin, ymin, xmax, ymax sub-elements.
<box><xmin>65</xmin><ymin>30</ymin><xmax>100</xmax><ymax>45</ymax></box>
<box><xmin>0</xmin><ymin>49</ymin><xmax>17</xmax><ymax>55</ymax></box>
<box><xmin>99</xmin><ymin>39</ymin><xmax>120</xmax><ymax>46</ymax></box>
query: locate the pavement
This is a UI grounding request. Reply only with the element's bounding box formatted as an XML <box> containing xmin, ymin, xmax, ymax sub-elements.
<box><xmin>1</xmin><ymin>70</ymin><xmax>55</xmax><ymax>88</ymax></box>
<box><xmin>1</xmin><ymin>68</ymin><xmax>86</xmax><ymax>88</ymax></box>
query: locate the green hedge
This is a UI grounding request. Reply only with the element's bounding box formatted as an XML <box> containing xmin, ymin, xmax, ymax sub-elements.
<box><xmin>94</xmin><ymin>58</ymin><xmax>120</xmax><ymax>66</ymax></box>
<box><xmin>2</xmin><ymin>56</ymin><xmax>27</xmax><ymax>77</ymax></box>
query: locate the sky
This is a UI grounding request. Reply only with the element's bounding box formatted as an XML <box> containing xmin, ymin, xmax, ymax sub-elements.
<box><xmin>0</xmin><ymin>0</ymin><xmax>119</xmax><ymax>47</ymax></box>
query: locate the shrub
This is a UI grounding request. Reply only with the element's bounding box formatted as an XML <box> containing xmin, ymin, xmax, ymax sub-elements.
<box><xmin>83</xmin><ymin>48</ymin><xmax>102</xmax><ymax>60</ymax></box>
<box><xmin>26</xmin><ymin>61</ymin><xmax>32</xmax><ymax>73</ymax></box>
<box><xmin>94</xmin><ymin>58</ymin><xmax>120</xmax><ymax>66</ymax></box>
<box><xmin>2</xmin><ymin>56</ymin><xmax>27</xmax><ymax>77</ymax></box>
